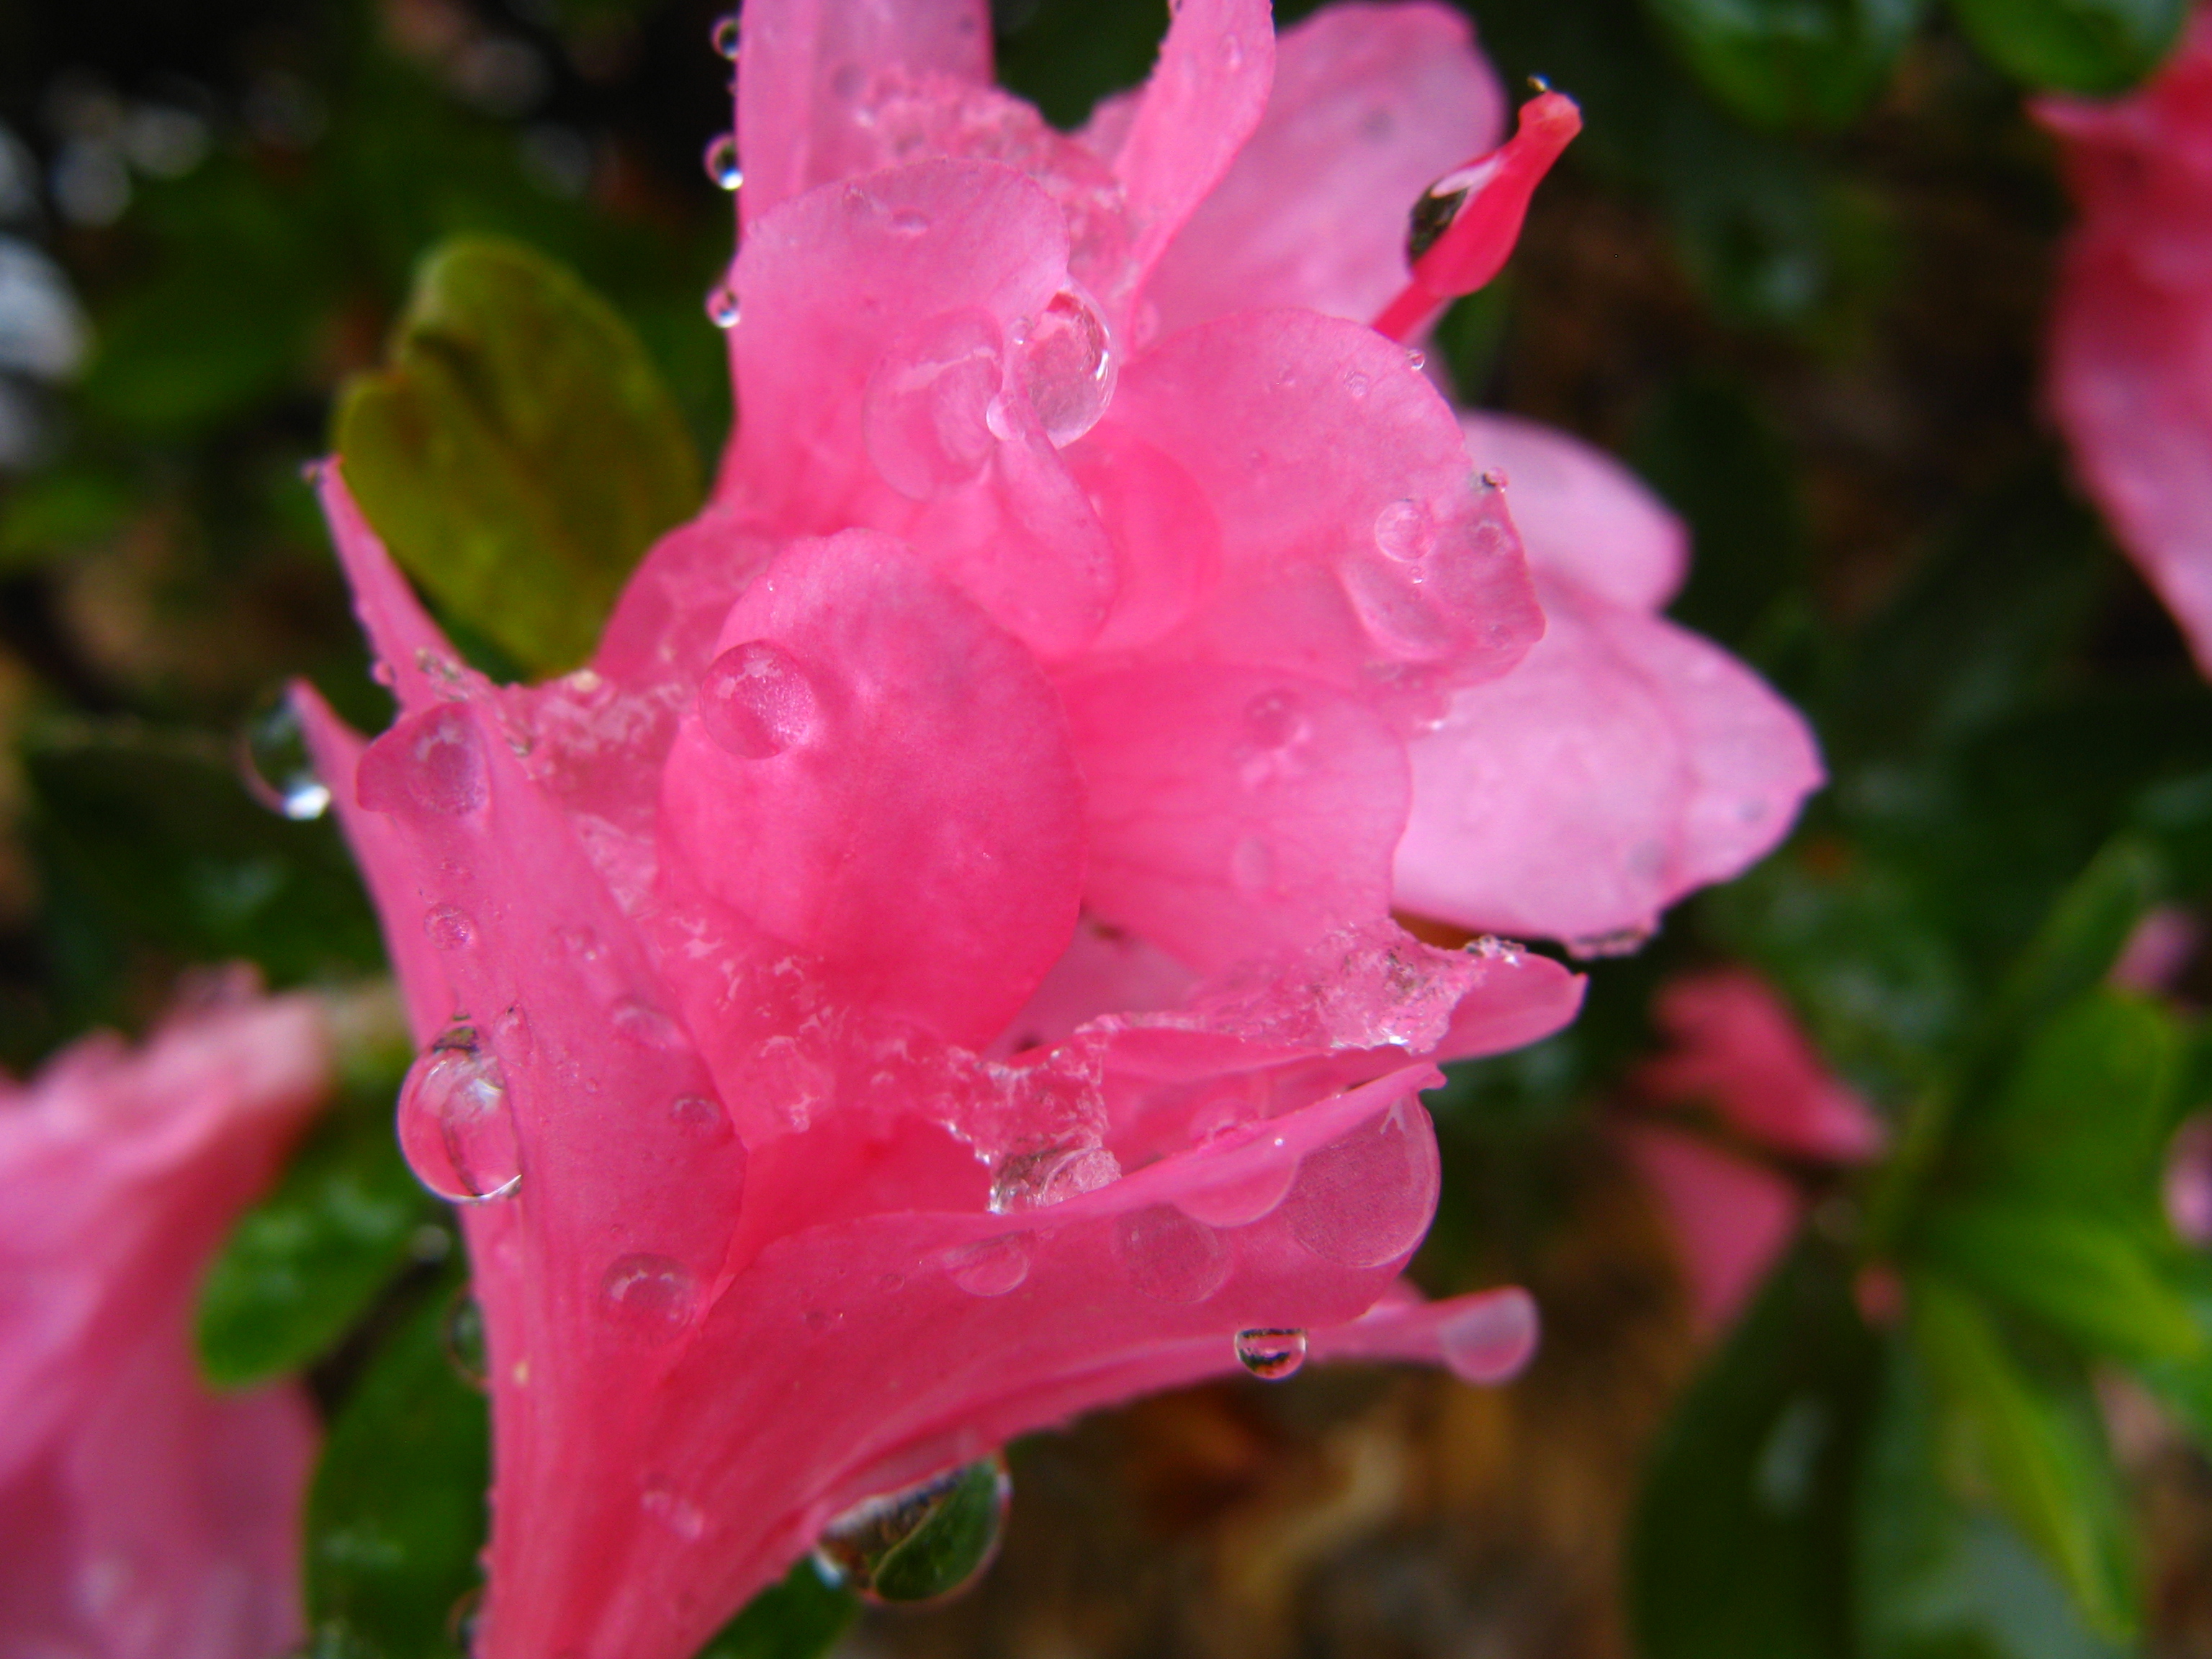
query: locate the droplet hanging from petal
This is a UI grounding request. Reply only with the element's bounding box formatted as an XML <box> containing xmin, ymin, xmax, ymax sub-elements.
<box><xmin>813</xmin><ymin>1456</ymin><xmax>1011</xmax><ymax>1605</ymax></box>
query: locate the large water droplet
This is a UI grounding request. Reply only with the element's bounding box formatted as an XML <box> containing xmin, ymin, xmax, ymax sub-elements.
<box><xmin>813</xmin><ymin>1456</ymin><xmax>1010</xmax><ymax>1606</ymax></box>
<box><xmin>397</xmin><ymin>1026</ymin><xmax>521</xmax><ymax>1203</ymax></box>
<box><xmin>703</xmin><ymin>132</ymin><xmax>742</xmax><ymax>191</ymax></box>
<box><xmin>1339</xmin><ymin>557</ymin><xmax>1458</xmax><ymax>661</ymax></box>
<box><xmin>1234</xmin><ymin>1327</ymin><xmax>1308</xmax><ymax>1380</ymax></box>
<box><xmin>357</xmin><ymin>703</ymin><xmax>489</xmax><ymax>820</ymax></box>
<box><xmin>238</xmin><ymin>692</ymin><xmax>330</xmax><ymax>819</ymax></box>
<box><xmin>698</xmin><ymin>640</ymin><xmax>818</xmax><ymax>758</ymax></box>
<box><xmin>942</xmin><ymin>1234</ymin><xmax>1030</xmax><ymax>1297</ymax></box>
<box><xmin>989</xmin><ymin>1141</ymin><xmax>1120</xmax><ymax>1213</ymax></box>
<box><xmin>1015</xmin><ymin>289</ymin><xmax>1115</xmax><ymax>445</ymax></box>
<box><xmin>1280</xmin><ymin>1102</ymin><xmax>1439</xmax><ymax>1269</ymax></box>
<box><xmin>863</xmin><ymin>310</ymin><xmax>1003</xmax><ymax>499</ymax></box>
<box><xmin>1115</xmin><ymin>1205</ymin><xmax>1230</xmax><ymax>1303</ymax></box>
<box><xmin>600</xmin><ymin>1254</ymin><xmax>698</xmax><ymax>1340</ymax></box>
<box><xmin>1174</xmin><ymin>1141</ymin><xmax>1298</xmax><ymax>1229</ymax></box>
<box><xmin>710</xmin><ymin>13</ymin><xmax>741</xmax><ymax>58</ymax></box>
<box><xmin>444</xmin><ymin>1287</ymin><xmax>489</xmax><ymax>1389</ymax></box>
<box><xmin>1372</xmin><ymin>498</ymin><xmax>1437</xmax><ymax>563</ymax></box>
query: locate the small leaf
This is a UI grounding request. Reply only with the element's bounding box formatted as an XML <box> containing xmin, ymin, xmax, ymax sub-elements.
<box><xmin>336</xmin><ymin>235</ymin><xmax>702</xmax><ymax>676</ymax></box>
<box><xmin>1629</xmin><ymin>1239</ymin><xmax>1878</xmax><ymax>1659</ymax></box>
<box><xmin>1640</xmin><ymin>0</ymin><xmax>1928</xmax><ymax>129</ymax></box>
<box><xmin>1908</xmin><ymin>1274</ymin><xmax>2137</xmax><ymax>1641</ymax></box>
<box><xmin>1948</xmin><ymin>0</ymin><xmax>2188</xmax><ymax>91</ymax></box>
<box><xmin>306</xmin><ymin>1264</ymin><xmax>490</xmax><ymax>1659</ymax></box>
<box><xmin>693</xmin><ymin>1560</ymin><xmax>858</xmax><ymax>1659</ymax></box>
<box><xmin>197</xmin><ymin>1053</ymin><xmax>435</xmax><ymax>1388</ymax></box>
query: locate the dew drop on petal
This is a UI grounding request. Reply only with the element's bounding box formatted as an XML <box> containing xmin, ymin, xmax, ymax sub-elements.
<box><xmin>358</xmin><ymin>703</ymin><xmax>490</xmax><ymax>821</ymax></box>
<box><xmin>612</xmin><ymin>999</ymin><xmax>684</xmax><ymax>1051</ymax></box>
<box><xmin>600</xmin><ymin>1254</ymin><xmax>698</xmax><ymax>1340</ymax></box>
<box><xmin>943</xmin><ymin>1234</ymin><xmax>1030</xmax><ymax>1297</ymax></box>
<box><xmin>706</xmin><ymin>279</ymin><xmax>740</xmax><ymax>328</ymax></box>
<box><xmin>1280</xmin><ymin>1102</ymin><xmax>1440</xmax><ymax>1269</ymax></box>
<box><xmin>1015</xmin><ymin>289</ymin><xmax>1115</xmax><ymax>445</ymax></box>
<box><xmin>423</xmin><ymin>904</ymin><xmax>474</xmax><ymax>951</ymax></box>
<box><xmin>710</xmin><ymin>13</ymin><xmax>740</xmax><ymax>58</ymax></box>
<box><xmin>989</xmin><ymin>1141</ymin><xmax>1120</xmax><ymax>1213</ymax></box>
<box><xmin>703</xmin><ymin>132</ymin><xmax>742</xmax><ymax>192</ymax></box>
<box><xmin>888</xmin><ymin>207</ymin><xmax>931</xmax><ymax>235</ymax></box>
<box><xmin>642</xmin><ymin>1478</ymin><xmax>709</xmax><ymax>1540</ymax></box>
<box><xmin>444</xmin><ymin>1286</ymin><xmax>489</xmax><ymax>1389</ymax></box>
<box><xmin>670</xmin><ymin>1094</ymin><xmax>735</xmax><ymax>1145</ymax></box>
<box><xmin>1242</xmin><ymin>690</ymin><xmax>1310</xmax><ymax>753</ymax></box>
<box><xmin>698</xmin><ymin>639</ymin><xmax>819</xmax><ymax>758</ymax></box>
<box><xmin>238</xmin><ymin>691</ymin><xmax>330</xmax><ymax>819</ymax></box>
<box><xmin>1439</xmin><ymin>1288</ymin><xmax>1540</xmax><ymax>1384</ymax></box>
<box><xmin>813</xmin><ymin>1456</ymin><xmax>1010</xmax><ymax>1605</ymax></box>
<box><xmin>1339</xmin><ymin>557</ymin><xmax>1459</xmax><ymax>661</ymax></box>
<box><xmin>1234</xmin><ymin>1327</ymin><xmax>1308</xmax><ymax>1380</ymax></box>
<box><xmin>397</xmin><ymin>1025</ymin><xmax>521</xmax><ymax>1203</ymax></box>
<box><xmin>863</xmin><ymin>310</ymin><xmax>1003</xmax><ymax>498</ymax></box>
<box><xmin>1373</xmin><ymin>498</ymin><xmax>1437</xmax><ymax>563</ymax></box>
<box><xmin>1174</xmin><ymin>1153</ymin><xmax>1297</xmax><ymax>1229</ymax></box>
<box><xmin>1115</xmin><ymin>1205</ymin><xmax>1230</xmax><ymax>1303</ymax></box>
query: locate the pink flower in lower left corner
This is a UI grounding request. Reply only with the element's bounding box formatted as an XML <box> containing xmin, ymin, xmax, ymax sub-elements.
<box><xmin>0</xmin><ymin>990</ymin><xmax>328</xmax><ymax>1659</ymax></box>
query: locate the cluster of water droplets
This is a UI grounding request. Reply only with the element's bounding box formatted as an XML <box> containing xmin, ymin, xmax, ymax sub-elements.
<box><xmin>812</xmin><ymin>1456</ymin><xmax>1011</xmax><ymax>1605</ymax></box>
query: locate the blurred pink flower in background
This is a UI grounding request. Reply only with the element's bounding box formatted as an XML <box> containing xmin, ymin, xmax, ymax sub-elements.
<box><xmin>298</xmin><ymin>0</ymin><xmax>1823</xmax><ymax>1655</ymax></box>
<box><xmin>1621</xmin><ymin>969</ymin><xmax>1884</xmax><ymax>1330</ymax></box>
<box><xmin>0</xmin><ymin>987</ymin><xmax>328</xmax><ymax>1659</ymax></box>
<box><xmin>2043</xmin><ymin>7</ymin><xmax>2212</xmax><ymax>675</ymax></box>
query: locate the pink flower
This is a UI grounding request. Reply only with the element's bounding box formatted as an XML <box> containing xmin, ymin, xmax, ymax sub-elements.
<box><xmin>0</xmin><ymin>989</ymin><xmax>328</xmax><ymax>1659</ymax></box>
<box><xmin>1621</xmin><ymin>969</ymin><xmax>1884</xmax><ymax>1329</ymax></box>
<box><xmin>297</xmin><ymin>2</ymin><xmax>1817</xmax><ymax>1655</ymax></box>
<box><xmin>2043</xmin><ymin>9</ymin><xmax>2212</xmax><ymax>675</ymax></box>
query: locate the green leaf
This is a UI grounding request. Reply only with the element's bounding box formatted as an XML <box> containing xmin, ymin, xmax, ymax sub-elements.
<box><xmin>1858</xmin><ymin>1336</ymin><xmax>2126</xmax><ymax>1659</ymax></box>
<box><xmin>693</xmin><ymin>1560</ymin><xmax>858</xmax><ymax>1659</ymax></box>
<box><xmin>305</xmin><ymin>1265</ymin><xmax>489</xmax><ymax>1659</ymax></box>
<box><xmin>1908</xmin><ymin>1274</ymin><xmax>2137</xmax><ymax>1641</ymax></box>
<box><xmin>1629</xmin><ymin>1239</ymin><xmax>1878</xmax><ymax>1659</ymax></box>
<box><xmin>197</xmin><ymin>1052</ymin><xmax>434</xmax><ymax>1388</ymax></box>
<box><xmin>1948</xmin><ymin>0</ymin><xmax>2188</xmax><ymax>91</ymax></box>
<box><xmin>1640</xmin><ymin>0</ymin><xmax>1928</xmax><ymax>129</ymax></box>
<box><xmin>336</xmin><ymin>235</ymin><xmax>702</xmax><ymax>676</ymax></box>
<box><xmin>1915</xmin><ymin>1200</ymin><xmax>2200</xmax><ymax>1365</ymax></box>
<box><xmin>2130</xmin><ymin>1255</ymin><xmax>2212</xmax><ymax>1453</ymax></box>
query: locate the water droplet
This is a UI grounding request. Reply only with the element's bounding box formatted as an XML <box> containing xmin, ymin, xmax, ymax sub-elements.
<box><xmin>989</xmin><ymin>1141</ymin><xmax>1120</xmax><ymax>1213</ymax></box>
<box><xmin>1280</xmin><ymin>1102</ymin><xmax>1439</xmax><ymax>1269</ymax></box>
<box><xmin>444</xmin><ymin>1287</ymin><xmax>489</xmax><ymax>1389</ymax></box>
<box><xmin>1174</xmin><ymin>1149</ymin><xmax>1298</xmax><ymax>1229</ymax></box>
<box><xmin>237</xmin><ymin>692</ymin><xmax>330</xmax><ymax>819</ymax></box>
<box><xmin>711</xmin><ymin>13</ymin><xmax>741</xmax><ymax>58</ymax></box>
<box><xmin>943</xmin><ymin>1234</ymin><xmax>1030</xmax><ymax>1297</ymax></box>
<box><xmin>423</xmin><ymin>904</ymin><xmax>474</xmax><ymax>951</ymax></box>
<box><xmin>446</xmin><ymin>1586</ymin><xmax>484</xmax><ymax>1652</ymax></box>
<box><xmin>706</xmin><ymin>279</ymin><xmax>740</xmax><ymax>328</ymax></box>
<box><xmin>612</xmin><ymin>999</ymin><xmax>683</xmax><ymax>1051</ymax></box>
<box><xmin>357</xmin><ymin>703</ymin><xmax>489</xmax><ymax>820</ymax></box>
<box><xmin>703</xmin><ymin>132</ymin><xmax>742</xmax><ymax>191</ymax></box>
<box><xmin>1373</xmin><ymin>498</ymin><xmax>1437</xmax><ymax>563</ymax></box>
<box><xmin>1406</xmin><ymin>157</ymin><xmax>1501</xmax><ymax>264</ymax></box>
<box><xmin>1339</xmin><ymin>557</ymin><xmax>1457</xmax><ymax>661</ymax></box>
<box><xmin>670</xmin><ymin>1094</ymin><xmax>734</xmax><ymax>1144</ymax></box>
<box><xmin>814</xmin><ymin>1456</ymin><xmax>1010</xmax><ymax>1605</ymax></box>
<box><xmin>1565</xmin><ymin>923</ymin><xmax>1655</xmax><ymax>959</ymax></box>
<box><xmin>1230</xmin><ymin>836</ymin><xmax>1274</xmax><ymax>896</ymax></box>
<box><xmin>1234</xmin><ymin>1327</ymin><xmax>1308</xmax><ymax>1380</ymax></box>
<box><xmin>889</xmin><ymin>207</ymin><xmax>932</xmax><ymax>235</ymax></box>
<box><xmin>1439</xmin><ymin>1288</ymin><xmax>1539</xmax><ymax>1384</ymax></box>
<box><xmin>642</xmin><ymin>1478</ymin><xmax>709</xmax><ymax>1539</ymax></box>
<box><xmin>397</xmin><ymin>1025</ymin><xmax>521</xmax><ymax>1203</ymax></box>
<box><xmin>863</xmin><ymin>309</ymin><xmax>1002</xmax><ymax>498</ymax></box>
<box><xmin>1015</xmin><ymin>289</ymin><xmax>1115</xmax><ymax>445</ymax></box>
<box><xmin>1406</xmin><ymin>348</ymin><xmax>1426</xmax><ymax>372</ymax></box>
<box><xmin>1115</xmin><ymin>1205</ymin><xmax>1230</xmax><ymax>1303</ymax></box>
<box><xmin>698</xmin><ymin>639</ymin><xmax>819</xmax><ymax>758</ymax></box>
<box><xmin>1344</xmin><ymin>369</ymin><xmax>1372</xmax><ymax>397</ymax></box>
<box><xmin>600</xmin><ymin>1254</ymin><xmax>698</xmax><ymax>1340</ymax></box>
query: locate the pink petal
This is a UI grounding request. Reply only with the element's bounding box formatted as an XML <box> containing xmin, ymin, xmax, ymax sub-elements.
<box><xmin>1064</xmin><ymin>664</ymin><xmax>1409</xmax><ymax>974</ymax></box>
<box><xmin>1460</xmin><ymin>411</ymin><xmax>1688</xmax><ymax>610</ymax></box>
<box><xmin>1636</xmin><ymin>969</ymin><xmax>1885</xmax><ymax>1164</ymax></box>
<box><xmin>660</xmin><ymin>531</ymin><xmax>1086</xmax><ymax>1048</ymax></box>
<box><xmin>1618</xmin><ymin>1123</ymin><xmax>1800</xmax><ymax>1333</ymax></box>
<box><xmin>2110</xmin><ymin>904</ymin><xmax>2201</xmax><ymax>993</ymax></box>
<box><xmin>1394</xmin><ymin>574</ymin><xmax>1822</xmax><ymax>947</ymax></box>
<box><xmin>1140</xmin><ymin>1</ymin><xmax>1506</xmax><ymax>336</ymax></box>
<box><xmin>1308</xmin><ymin>1282</ymin><xmax>1540</xmax><ymax>1382</ymax></box>
<box><xmin>735</xmin><ymin>0</ymin><xmax>993</xmax><ymax>231</ymax></box>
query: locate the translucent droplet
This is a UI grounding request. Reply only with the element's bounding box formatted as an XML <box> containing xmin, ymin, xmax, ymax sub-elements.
<box><xmin>1243</xmin><ymin>690</ymin><xmax>1310</xmax><ymax>753</ymax></box>
<box><xmin>642</xmin><ymin>1478</ymin><xmax>708</xmax><ymax>1539</ymax></box>
<box><xmin>446</xmin><ymin>1586</ymin><xmax>484</xmax><ymax>1652</ymax></box>
<box><xmin>711</xmin><ymin>13</ymin><xmax>741</xmax><ymax>58</ymax></box>
<box><xmin>1234</xmin><ymin>1327</ymin><xmax>1308</xmax><ymax>1380</ymax></box>
<box><xmin>1280</xmin><ymin>1102</ymin><xmax>1439</xmax><ymax>1269</ymax></box>
<box><xmin>703</xmin><ymin>132</ymin><xmax>742</xmax><ymax>191</ymax></box>
<box><xmin>698</xmin><ymin>639</ymin><xmax>819</xmax><ymax>758</ymax></box>
<box><xmin>813</xmin><ymin>1456</ymin><xmax>1010</xmax><ymax>1606</ymax></box>
<box><xmin>888</xmin><ymin>207</ymin><xmax>932</xmax><ymax>235</ymax></box>
<box><xmin>1339</xmin><ymin>557</ymin><xmax>1457</xmax><ymax>661</ymax></box>
<box><xmin>863</xmin><ymin>309</ymin><xmax>1002</xmax><ymax>498</ymax></box>
<box><xmin>1406</xmin><ymin>158</ymin><xmax>1501</xmax><ymax>264</ymax></box>
<box><xmin>444</xmin><ymin>1287</ymin><xmax>489</xmax><ymax>1389</ymax></box>
<box><xmin>237</xmin><ymin>692</ymin><xmax>330</xmax><ymax>819</ymax></box>
<box><xmin>1115</xmin><ymin>1205</ymin><xmax>1230</xmax><ymax>1304</ymax></box>
<box><xmin>670</xmin><ymin>1094</ymin><xmax>734</xmax><ymax>1145</ymax></box>
<box><xmin>612</xmin><ymin>999</ymin><xmax>683</xmax><ymax>1051</ymax></box>
<box><xmin>1566</xmin><ymin>923</ymin><xmax>1657</xmax><ymax>960</ymax></box>
<box><xmin>943</xmin><ymin>1234</ymin><xmax>1030</xmax><ymax>1297</ymax></box>
<box><xmin>1344</xmin><ymin>369</ymin><xmax>1372</xmax><ymax>398</ymax></box>
<box><xmin>1373</xmin><ymin>498</ymin><xmax>1437</xmax><ymax>563</ymax></box>
<box><xmin>1015</xmin><ymin>289</ymin><xmax>1115</xmax><ymax>445</ymax></box>
<box><xmin>423</xmin><ymin>904</ymin><xmax>474</xmax><ymax>951</ymax></box>
<box><xmin>1174</xmin><ymin>1146</ymin><xmax>1298</xmax><ymax>1229</ymax></box>
<box><xmin>357</xmin><ymin>703</ymin><xmax>489</xmax><ymax>820</ymax></box>
<box><xmin>989</xmin><ymin>1141</ymin><xmax>1120</xmax><ymax>1213</ymax></box>
<box><xmin>1439</xmin><ymin>1289</ymin><xmax>1539</xmax><ymax>1384</ymax></box>
<box><xmin>600</xmin><ymin>1254</ymin><xmax>698</xmax><ymax>1340</ymax></box>
<box><xmin>397</xmin><ymin>1025</ymin><xmax>521</xmax><ymax>1203</ymax></box>
<box><xmin>706</xmin><ymin>279</ymin><xmax>740</xmax><ymax>328</ymax></box>
<box><xmin>1230</xmin><ymin>836</ymin><xmax>1275</xmax><ymax>896</ymax></box>
<box><xmin>1406</xmin><ymin>348</ymin><xmax>1426</xmax><ymax>371</ymax></box>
